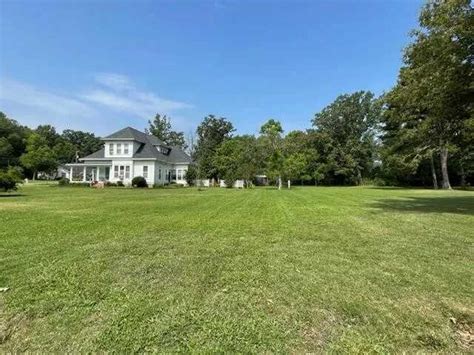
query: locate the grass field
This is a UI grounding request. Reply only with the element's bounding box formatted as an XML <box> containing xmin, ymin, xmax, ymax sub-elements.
<box><xmin>1</xmin><ymin>184</ymin><xmax>473</xmax><ymax>352</ymax></box>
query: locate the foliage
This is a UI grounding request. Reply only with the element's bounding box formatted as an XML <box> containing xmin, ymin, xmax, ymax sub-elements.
<box><xmin>116</xmin><ymin>180</ymin><xmax>125</xmax><ymax>187</ymax></box>
<box><xmin>213</xmin><ymin>135</ymin><xmax>260</xmax><ymax>187</ymax></box>
<box><xmin>67</xmin><ymin>182</ymin><xmax>91</xmax><ymax>187</ymax></box>
<box><xmin>259</xmin><ymin>119</ymin><xmax>284</xmax><ymax>187</ymax></box>
<box><xmin>146</xmin><ymin>113</ymin><xmax>187</xmax><ymax>149</ymax></box>
<box><xmin>20</xmin><ymin>133</ymin><xmax>58</xmax><ymax>179</ymax></box>
<box><xmin>283</xmin><ymin>153</ymin><xmax>308</xmax><ymax>182</ymax></box>
<box><xmin>382</xmin><ymin>0</ymin><xmax>473</xmax><ymax>189</ymax></box>
<box><xmin>0</xmin><ymin>112</ymin><xmax>30</xmax><ymax>168</ymax></box>
<box><xmin>195</xmin><ymin>115</ymin><xmax>234</xmax><ymax>180</ymax></box>
<box><xmin>0</xmin><ymin>166</ymin><xmax>22</xmax><ymax>192</ymax></box>
<box><xmin>58</xmin><ymin>177</ymin><xmax>70</xmax><ymax>186</ymax></box>
<box><xmin>312</xmin><ymin>91</ymin><xmax>381</xmax><ymax>185</ymax></box>
<box><xmin>131</xmin><ymin>176</ymin><xmax>148</xmax><ymax>188</ymax></box>
<box><xmin>184</xmin><ymin>164</ymin><xmax>198</xmax><ymax>186</ymax></box>
<box><xmin>61</xmin><ymin>129</ymin><xmax>103</xmax><ymax>160</ymax></box>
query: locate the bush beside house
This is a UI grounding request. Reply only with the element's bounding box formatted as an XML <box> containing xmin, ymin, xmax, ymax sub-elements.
<box><xmin>132</xmin><ymin>176</ymin><xmax>148</xmax><ymax>188</ymax></box>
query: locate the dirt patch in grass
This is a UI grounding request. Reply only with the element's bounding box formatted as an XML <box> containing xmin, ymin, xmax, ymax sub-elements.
<box><xmin>452</xmin><ymin>316</ymin><xmax>474</xmax><ymax>350</ymax></box>
<box><xmin>299</xmin><ymin>313</ymin><xmax>338</xmax><ymax>351</ymax></box>
<box><xmin>0</xmin><ymin>313</ymin><xmax>29</xmax><ymax>346</ymax></box>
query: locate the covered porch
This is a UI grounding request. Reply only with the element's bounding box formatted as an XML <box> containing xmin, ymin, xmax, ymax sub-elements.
<box><xmin>66</xmin><ymin>163</ymin><xmax>111</xmax><ymax>183</ymax></box>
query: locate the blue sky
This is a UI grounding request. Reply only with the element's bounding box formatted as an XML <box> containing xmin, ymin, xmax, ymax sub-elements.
<box><xmin>0</xmin><ymin>0</ymin><xmax>423</xmax><ymax>136</ymax></box>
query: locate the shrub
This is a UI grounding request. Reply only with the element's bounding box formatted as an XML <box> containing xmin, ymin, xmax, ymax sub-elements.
<box><xmin>58</xmin><ymin>177</ymin><xmax>69</xmax><ymax>186</ymax></box>
<box><xmin>105</xmin><ymin>181</ymin><xmax>117</xmax><ymax>187</ymax></box>
<box><xmin>185</xmin><ymin>165</ymin><xmax>197</xmax><ymax>186</ymax></box>
<box><xmin>0</xmin><ymin>167</ymin><xmax>23</xmax><ymax>192</ymax></box>
<box><xmin>131</xmin><ymin>176</ymin><xmax>148</xmax><ymax>188</ymax></box>
<box><xmin>116</xmin><ymin>181</ymin><xmax>125</xmax><ymax>187</ymax></box>
<box><xmin>69</xmin><ymin>182</ymin><xmax>90</xmax><ymax>187</ymax></box>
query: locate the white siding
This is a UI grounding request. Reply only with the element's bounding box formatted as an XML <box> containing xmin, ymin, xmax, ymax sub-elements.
<box><xmin>133</xmin><ymin>161</ymin><xmax>155</xmax><ymax>186</ymax></box>
<box><xmin>173</xmin><ymin>164</ymin><xmax>189</xmax><ymax>185</ymax></box>
<box><xmin>154</xmin><ymin>162</ymin><xmax>173</xmax><ymax>185</ymax></box>
<box><xmin>104</xmin><ymin>141</ymin><xmax>134</xmax><ymax>158</ymax></box>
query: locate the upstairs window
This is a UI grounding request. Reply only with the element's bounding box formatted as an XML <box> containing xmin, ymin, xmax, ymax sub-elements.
<box><xmin>109</xmin><ymin>143</ymin><xmax>114</xmax><ymax>155</ymax></box>
<box><xmin>124</xmin><ymin>143</ymin><xmax>129</xmax><ymax>154</ymax></box>
<box><xmin>143</xmin><ymin>166</ymin><xmax>148</xmax><ymax>179</ymax></box>
<box><xmin>117</xmin><ymin>143</ymin><xmax>122</xmax><ymax>154</ymax></box>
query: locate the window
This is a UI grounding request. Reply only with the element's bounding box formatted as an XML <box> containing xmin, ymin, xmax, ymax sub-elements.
<box><xmin>125</xmin><ymin>166</ymin><xmax>130</xmax><ymax>179</ymax></box>
<box><xmin>158</xmin><ymin>168</ymin><xmax>162</xmax><ymax>180</ymax></box>
<box><xmin>143</xmin><ymin>166</ymin><xmax>148</xmax><ymax>179</ymax></box>
<box><xmin>109</xmin><ymin>143</ymin><xmax>114</xmax><ymax>155</ymax></box>
<box><xmin>114</xmin><ymin>166</ymin><xmax>119</xmax><ymax>178</ymax></box>
<box><xmin>119</xmin><ymin>166</ymin><xmax>124</xmax><ymax>179</ymax></box>
<box><xmin>177</xmin><ymin>169</ymin><xmax>182</xmax><ymax>180</ymax></box>
<box><xmin>124</xmin><ymin>143</ymin><xmax>129</xmax><ymax>154</ymax></box>
<box><xmin>171</xmin><ymin>169</ymin><xmax>176</xmax><ymax>181</ymax></box>
<box><xmin>117</xmin><ymin>143</ymin><xmax>122</xmax><ymax>154</ymax></box>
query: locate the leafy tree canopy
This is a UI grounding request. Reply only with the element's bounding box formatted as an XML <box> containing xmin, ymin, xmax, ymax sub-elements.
<box><xmin>146</xmin><ymin>113</ymin><xmax>187</xmax><ymax>149</ymax></box>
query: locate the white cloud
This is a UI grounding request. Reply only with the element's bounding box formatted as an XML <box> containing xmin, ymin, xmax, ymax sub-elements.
<box><xmin>0</xmin><ymin>79</ymin><xmax>97</xmax><ymax>119</ymax></box>
<box><xmin>94</xmin><ymin>73</ymin><xmax>132</xmax><ymax>91</ymax></box>
<box><xmin>0</xmin><ymin>74</ymin><xmax>194</xmax><ymax>134</ymax></box>
<box><xmin>81</xmin><ymin>73</ymin><xmax>192</xmax><ymax>118</ymax></box>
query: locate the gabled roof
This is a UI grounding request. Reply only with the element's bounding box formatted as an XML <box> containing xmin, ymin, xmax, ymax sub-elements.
<box><xmin>81</xmin><ymin>147</ymin><xmax>106</xmax><ymax>160</ymax></box>
<box><xmin>81</xmin><ymin>126</ymin><xmax>192</xmax><ymax>164</ymax></box>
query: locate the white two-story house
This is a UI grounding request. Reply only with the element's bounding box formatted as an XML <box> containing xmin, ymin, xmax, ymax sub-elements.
<box><xmin>66</xmin><ymin>127</ymin><xmax>192</xmax><ymax>186</ymax></box>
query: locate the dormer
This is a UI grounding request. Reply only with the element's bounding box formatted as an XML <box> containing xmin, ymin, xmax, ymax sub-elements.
<box><xmin>155</xmin><ymin>145</ymin><xmax>171</xmax><ymax>155</ymax></box>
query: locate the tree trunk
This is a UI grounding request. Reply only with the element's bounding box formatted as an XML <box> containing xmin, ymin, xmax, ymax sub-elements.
<box><xmin>440</xmin><ymin>147</ymin><xmax>451</xmax><ymax>189</ymax></box>
<box><xmin>278</xmin><ymin>176</ymin><xmax>282</xmax><ymax>190</ymax></box>
<box><xmin>430</xmin><ymin>152</ymin><xmax>438</xmax><ymax>189</ymax></box>
<box><xmin>356</xmin><ymin>168</ymin><xmax>362</xmax><ymax>186</ymax></box>
<box><xmin>32</xmin><ymin>170</ymin><xmax>37</xmax><ymax>181</ymax></box>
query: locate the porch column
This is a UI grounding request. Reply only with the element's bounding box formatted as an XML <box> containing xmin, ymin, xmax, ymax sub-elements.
<box><xmin>97</xmin><ymin>166</ymin><xmax>100</xmax><ymax>181</ymax></box>
<box><xmin>83</xmin><ymin>166</ymin><xmax>86</xmax><ymax>182</ymax></box>
<box><xmin>70</xmin><ymin>166</ymin><xmax>73</xmax><ymax>181</ymax></box>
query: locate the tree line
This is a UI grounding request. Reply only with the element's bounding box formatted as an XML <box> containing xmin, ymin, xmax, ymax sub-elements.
<box><xmin>189</xmin><ymin>0</ymin><xmax>473</xmax><ymax>189</ymax></box>
<box><xmin>1</xmin><ymin>0</ymin><xmax>472</xmax><ymax>191</ymax></box>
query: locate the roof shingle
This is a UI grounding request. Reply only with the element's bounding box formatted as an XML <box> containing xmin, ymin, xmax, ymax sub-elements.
<box><xmin>81</xmin><ymin>127</ymin><xmax>192</xmax><ymax>164</ymax></box>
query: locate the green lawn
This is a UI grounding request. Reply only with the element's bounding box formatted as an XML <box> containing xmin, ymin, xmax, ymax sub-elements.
<box><xmin>1</xmin><ymin>184</ymin><xmax>473</xmax><ymax>352</ymax></box>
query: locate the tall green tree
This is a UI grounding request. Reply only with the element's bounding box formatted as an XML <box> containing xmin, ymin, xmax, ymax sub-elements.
<box><xmin>195</xmin><ymin>115</ymin><xmax>234</xmax><ymax>180</ymax></box>
<box><xmin>62</xmin><ymin>129</ymin><xmax>102</xmax><ymax>160</ymax></box>
<box><xmin>146</xmin><ymin>113</ymin><xmax>187</xmax><ymax>149</ymax></box>
<box><xmin>0</xmin><ymin>112</ymin><xmax>30</xmax><ymax>168</ymax></box>
<box><xmin>312</xmin><ymin>91</ymin><xmax>381</xmax><ymax>185</ymax></box>
<box><xmin>20</xmin><ymin>133</ymin><xmax>58</xmax><ymax>180</ymax></box>
<box><xmin>383</xmin><ymin>0</ymin><xmax>473</xmax><ymax>189</ymax></box>
<box><xmin>259</xmin><ymin>119</ymin><xmax>284</xmax><ymax>189</ymax></box>
<box><xmin>283</xmin><ymin>130</ymin><xmax>320</xmax><ymax>185</ymax></box>
<box><xmin>213</xmin><ymin>135</ymin><xmax>260</xmax><ymax>187</ymax></box>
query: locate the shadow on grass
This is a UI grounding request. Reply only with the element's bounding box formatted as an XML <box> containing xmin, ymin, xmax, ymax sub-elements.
<box><xmin>370</xmin><ymin>196</ymin><xmax>474</xmax><ymax>216</ymax></box>
<box><xmin>369</xmin><ymin>186</ymin><xmax>474</xmax><ymax>191</ymax></box>
<box><xmin>0</xmin><ymin>193</ymin><xmax>25</xmax><ymax>198</ymax></box>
